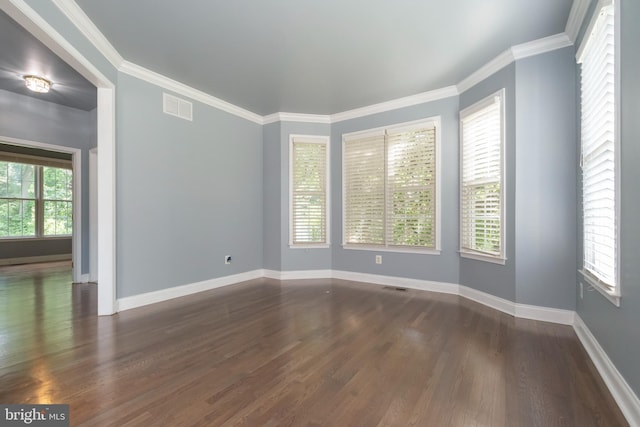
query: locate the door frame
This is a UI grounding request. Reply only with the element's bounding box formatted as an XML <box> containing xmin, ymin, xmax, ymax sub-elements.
<box><xmin>0</xmin><ymin>0</ymin><xmax>117</xmax><ymax>315</ymax></box>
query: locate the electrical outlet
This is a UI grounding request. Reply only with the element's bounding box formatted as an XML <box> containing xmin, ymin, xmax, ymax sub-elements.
<box><xmin>225</xmin><ymin>255</ymin><xmax>232</xmax><ymax>264</ymax></box>
<box><xmin>580</xmin><ymin>282</ymin><xmax>584</xmax><ymax>299</ymax></box>
<box><xmin>375</xmin><ymin>255</ymin><xmax>382</xmax><ymax>265</ymax></box>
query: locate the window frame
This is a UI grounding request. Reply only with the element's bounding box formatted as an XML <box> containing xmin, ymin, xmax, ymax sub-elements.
<box><xmin>288</xmin><ymin>134</ymin><xmax>331</xmax><ymax>248</ymax></box>
<box><xmin>576</xmin><ymin>0</ymin><xmax>621</xmax><ymax>306</ymax></box>
<box><xmin>341</xmin><ymin>117</ymin><xmax>442</xmax><ymax>255</ymax></box>
<box><xmin>0</xmin><ymin>152</ymin><xmax>73</xmax><ymax>240</ymax></box>
<box><xmin>459</xmin><ymin>89</ymin><xmax>506</xmax><ymax>265</ymax></box>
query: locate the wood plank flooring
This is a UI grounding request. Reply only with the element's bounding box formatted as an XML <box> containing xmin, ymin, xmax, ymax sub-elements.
<box><xmin>0</xmin><ymin>263</ymin><xmax>628</xmax><ymax>426</ymax></box>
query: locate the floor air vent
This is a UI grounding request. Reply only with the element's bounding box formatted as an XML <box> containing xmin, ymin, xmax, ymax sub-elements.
<box><xmin>382</xmin><ymin>286</ymin><xmax>408</xmax><ymax>292</ymax></box>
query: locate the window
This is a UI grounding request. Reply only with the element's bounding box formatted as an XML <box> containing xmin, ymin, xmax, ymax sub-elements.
<box><xmin>342</xmin><ymin>118</ymin><xmax>440</xmax><ymax>252</ymax></box>
<box><xmin>459</xmin><ymin>90</ymin><xmax>505</xmax><ymax>264</ymax></box>
<box><xmin>289</xmin><ymin>135</ymin><xmax>329</xmax><ymax>246</ymax></box>
<box><xmin>577</xmin><ymin>0</ymin><xmax>619</xmax><ymax>303</ymax></box>
<box><xmin>0</xmin><ymin>154</ymin><xmax>73</xmax><ymax>239</ymax></box>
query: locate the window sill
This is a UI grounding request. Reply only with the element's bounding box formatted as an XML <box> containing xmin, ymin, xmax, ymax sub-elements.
<box><xmin>579</xmin><ymin>269</ymin><xmax>620</xmax><ymax>307</ymax></box>
<box><xmin>0</xmin><ymin>236</ymin><xmax>72</xmax><ymax>242</ymax></box>
<box><xmin>342</xmin><ymin>244</ymin><xmax>441</xmax><ymax>255</ymax></box>
<box><xmin>289</xmin><ymin>244</ymin><xmax>331</xmax><ymax>249</ymax></box>
<box><xmin>459</xmin><ymin>250</ymin><xmax>506</xmax><ymax>265</ymax></box>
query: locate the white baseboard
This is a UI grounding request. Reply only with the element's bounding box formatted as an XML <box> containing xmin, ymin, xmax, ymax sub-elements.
<box><xmin>0</xmin><ymin>253</ymin><xmax>72</xmax><ymax>266</ymax></box>
<box><xmin>116</xmin><ymin>269</ymin><xmax>264</xmax><ymax>312</ymax></box>
<box><xmin>332</xmin><ymin>270</ymin><xmax>459</xmax><ymax>295</ymax></box>
<box><xmin>110</xmin><ymin>267</ymin><xmax>637</xmax><ymax>427</ymax></box>
<box><xmin>515</xmin><ymin>302</ymin><xmax>575</xmax><ymax>325</ymax></box>
<box><xmin>574</xmin><ymin>315</ymin><xmax>640</xmax><ymax>426</ymax></box>
<box><xmin>263</xmin><ymin>269</ymin><xmax>333</xmax><ymax>281</ymax></box>
<box><xmin>79</xmin><ymin>273</ymin><xmax>90</xmax><ymax>283</ymax></box>
<box><xmin>459</xmin><ymin>285</ymin><xmax>515</xmax><ymax>316</ymax></box>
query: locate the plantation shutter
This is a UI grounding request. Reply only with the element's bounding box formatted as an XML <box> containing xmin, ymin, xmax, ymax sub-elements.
<box><xmin>460</xmin><ymin>92</ymin><xmax>503</xmax><ymax>257</ymax></box>
<box><xmin>291</xmin><ymin>138</ymin><xmax>327</xmax><ymax>244</ymax></box>
<box><xmin>343</xmin><ymin>132</ymin><xmax>385</xmax><ymax>245</ymax></box>
<box><xmin>578</xmin><ymin>2</ymin><xmax>616</xmax><ymax>290</ymax></box>
<box><xmin>386</xmin><ymin>125</ymin><xmax>436</xmax><ymax>248</ymax></box>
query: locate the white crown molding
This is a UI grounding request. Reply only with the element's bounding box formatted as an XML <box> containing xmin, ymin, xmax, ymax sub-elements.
<box><xmin>565</xmin><ymin>0</ymin><xmax>592</xmax><ymax>43</ymax></box>
<box><xmin>511</xmin><ymin>33</ymin><xmax>573</xmax><ymax>60</ymax></box>
<box><xmin>330</xmin><ymin>86</ymin><xmax>459</xmax><ymax>124</ymax></box>
<box><xmin>457</xmin><ymin>32</ymin><xmax>573</xmax><ymax>94</ymax></box>
<box><xmin>263</xmin><ymin>112</ymin><xmax>331</xmax><ymax>125</ymax></box>
<box><xmin>574</xmin><ymin>315</ymin><xmax>640</xmax><ymax>426</ymax></box>
<box><xmin>116</xmin><ymin>269</ymin><xmax>264</xmax><ymax>311</ymax></box>
<box><xmin>51</xmin><ymin>0</ymin><xmax>123</xmax><ymax>69</ymax></box>
<box><xmin>50</xmin><ymin>0</ymin><xmax>573</xmax><ymax>123</ymax></box>
<box><xmin>120</xmin><ymin>61</ymin><xmax>264</xmax><ymax>125</ymax></box>
<box><xmin>457</xmin><ymin>49</ymin><xmax>515</xmax><ymax>94</ymax></box>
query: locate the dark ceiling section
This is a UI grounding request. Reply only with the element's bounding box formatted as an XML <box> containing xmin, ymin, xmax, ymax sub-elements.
<box><xmin>0</xmin><ymin>10</ymin><xmax>97</xmax><ymax>111</ymax></box>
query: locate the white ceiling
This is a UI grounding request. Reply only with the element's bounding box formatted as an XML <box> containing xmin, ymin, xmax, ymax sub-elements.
<box><xmin>0</xmin><ymin>1</ymin><xmax>574</xmax><ymax>115</ymax></box>
<box><xmin>0</xmin><ymin>9</ymin><xmax>96</xmax><ymax>111</ymax></box>
<box><xmin>75</xmin><ymin>0</ymin><xmax>573</xmax><ymax>116</ymax></box>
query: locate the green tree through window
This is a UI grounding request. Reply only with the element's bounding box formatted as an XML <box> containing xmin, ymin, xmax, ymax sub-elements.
<box><xmin>0</xmin><ymin>159</ymin><xmax>72</xmax><ymax>238</ymax></box>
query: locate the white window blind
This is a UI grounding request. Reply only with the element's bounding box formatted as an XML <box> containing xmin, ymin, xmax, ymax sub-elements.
<box><xmin>459</xmin><ymin>90</ymin><xmax>505</xmax><ymax>261</ymax></box>
<box><xmin>578</xmin><ymin>1</ymin><xmax>617</xmax><ymax>293</ymax></box>
<box><xmin>343</xmin><ymin>119</ymin><xmax>439</xmax><ymax>251</ymax></box>
<box><xmin>290</xmin><ymin>136</ymin><xmax>329</xmax><ymax>245</ymax></box>
<box><xmin>343</xmin><ymin>132</ymin><xmax>385</xmax><ymax>245</ymax></box>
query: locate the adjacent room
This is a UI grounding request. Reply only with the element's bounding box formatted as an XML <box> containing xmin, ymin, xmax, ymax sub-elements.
<box><xmin>0</xmin><ymin>0</ymin><xmax>638</xmax><ymax>425</ymax></box>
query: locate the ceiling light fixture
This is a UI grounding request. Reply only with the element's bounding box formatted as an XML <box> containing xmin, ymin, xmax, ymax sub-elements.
<box><xmin>24</xmin><ymin>75</ymin><xmax>51</xmax><ymax>93</ymax></box>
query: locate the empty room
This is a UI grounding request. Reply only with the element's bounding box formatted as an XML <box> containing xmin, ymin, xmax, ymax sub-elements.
<box><xmin>0</xmin><ymin>0</ymin><xmax>638</xmax><ymax>425</ymax></box>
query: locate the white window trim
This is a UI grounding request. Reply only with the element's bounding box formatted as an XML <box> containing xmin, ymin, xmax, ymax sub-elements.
<box><xmin>459</xmin><ymin>89</ymin><xmax>506</xmax><ymax>264</ymax></box>
<box><xmin>341</xmin><ymin>117</ymin><xmax>442</xmax><ymax>255</ymax></box>
<box><xmin>0</xmin><ymin>154</ymin><xmax>74</xmax><ymax>239</ymax></box>
<box><xmin>576</xmin><ymin>0</ymin><xmax>621</xmax><ymax>305</ymax></box>
<box><xmin>288</xmin><ymin>134</ymin><xmax>331</xmax><ymax>248</ymax></box>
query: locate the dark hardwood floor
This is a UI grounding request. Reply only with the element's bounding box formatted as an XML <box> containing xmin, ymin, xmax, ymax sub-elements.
<box><xmin>0</xmin><ymin>263</ymin><xmax>628</xmax><ymax>426</ymax></box>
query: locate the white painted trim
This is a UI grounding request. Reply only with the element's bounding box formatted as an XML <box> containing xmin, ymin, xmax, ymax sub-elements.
<box><xmin>120</xmin><ymin>61</ymin><xmax>264</xmax><ymax>125</ymax></box>
<box><xmin>79</xmin><ymin>273</ymin><xmax>90</xmax><ymax>283</ymax></box>
<box><xmin>96</xmin><ymin>87</ymin><xmax>116</xmax><ymax>315</ymax></box>
<box><xmin>264</xmin><ymin>269</ymin><xmax>334</xmax><ymax>281</ymax></box>
<box><xmin>4</xmin><ymin>0</ymin><xmax>117</xmax><ymax>316</ymax></box>
<box><xmin>51</xmin><ymin>0</ymin><xmax>124</xmax><ymax>68</ymax></box>
<box><xmin>116</xmin><ymin>270</ymin><xmax>264</xmax><ymax>311</ymax></box>
<box><xmin>457</xmin><ymin>33</ymin><xmax>572</xmax><ymax>94</ymax></box>
<box><xmin>0</xmin><ymin>135</ymin><xmax>82</xmax><ymax>283</ymax></box>
<box><xmin>3</xmin><ymin>0</ymin><xmax>114</xmax><ymax>89</ymax></box>
<box><xmin>48</xmin><ymin>0</ymin><xmax>575</xmax><ymax>123</ymax></box>
<box><xmin>515</xmin><ymin>303</ymin><xmax>575</xmax><ymax>325</ymax></box>
<box><xmin>458</xmin><ymin>285</ymin><xmax>514</xmax><ymax>316</ymax></box>
<box><xmin>332</xmin><ymin>270</ymin><xmax>459</xmax><ymax>295</ymax></box>
<box><xmin>574</xmin><ymin>315</ymin><xmax>640</xmax><ymax>426</ymax></box>
<box><xmin>264</xmin><ymin>112</ymin><xmax>331</xmax><ymax>125</ymax></box>
<box><xmin>289</xmin><ymin>134</ymin><xmax>331</xmax><ymax>247</ymax></box>
<box><xmin>89</xmin><ymin>148</ymin><xmax>98</xmax><ymax>283</ymax></box>
<box><xmin>0</xmin><ymin>254</ymin><xmax>71</xmax><ymax>266</ymax></box>
<box><xmin>511</xmin><ymin>33</ymin><xmax>573</xmax><ymax>60</ymax></box>
<box><xmin>565</xmin><ymin>0</ymin><xmax>592</xmax><ymax>43</ymax></box>
<box><xmin>457</xmin><ymin>49</ymin><xmax>514</xmax><ymax>94</ymax></box>
<box><xmin>331</xmin><ymin>86</ymin><xmax>459</xmax><ymax>123</ymax></box>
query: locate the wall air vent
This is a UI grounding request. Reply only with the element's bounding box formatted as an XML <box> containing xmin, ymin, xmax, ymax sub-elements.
<box><xmin>163</xmin><ymin>93</ymin><xmax>193</xmax><ymax>121</ymax></box>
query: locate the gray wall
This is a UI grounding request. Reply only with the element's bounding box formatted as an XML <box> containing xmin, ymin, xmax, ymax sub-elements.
<box><xmin>459</xmin><ymin>65</ymin><xmax>517</xmax><ymax>301</ymax></box>
<box><xmin>116</xmin><ymin>73</ymin><xmax>263</xmax><ymax>298</ymax></box>
<box><xmin>331</xmin><ymin>97</ymin><xmax>460</xmax><ymax>285</ymax></box>
<box><xmin>262</xmin><ymin>122</ymin><xmax>281</xmax><ymax>271</ymax></box>
<box><xmin>0</xmin><ymin>89</ymin><xmax>95</xmax><ymax>273</ymax></box>
<box><xmin>576</xmin><ymin>0</ymin><xmax>640</xmax><ymax>397</ymax></box>
<box><xmin>514</xmin><ymin>47</ymin><xmax>577</xmax><ymax>309</ymax></box>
